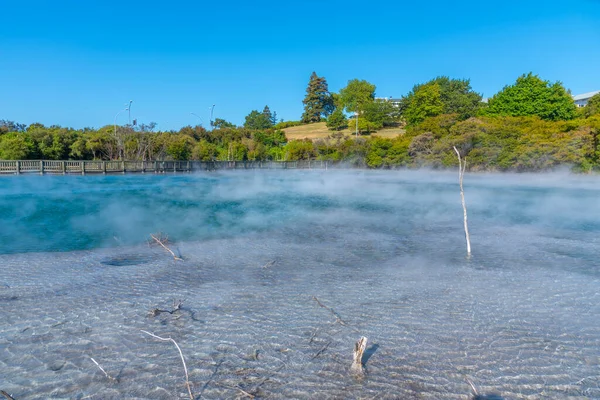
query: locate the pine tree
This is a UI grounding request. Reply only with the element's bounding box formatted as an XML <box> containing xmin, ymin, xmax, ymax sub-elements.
<box><xmin>302</xmin><ymin>72</ymin><xmax>333</xmax><ymax>123</ymax></box>
<box><xmin>261</xmin><ymin>105</ymin><xmax>274</xmax><ymax>128</ymax></box>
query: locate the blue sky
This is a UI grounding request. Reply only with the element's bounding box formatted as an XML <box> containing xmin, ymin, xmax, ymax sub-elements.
<box><xmin>1</xmin><ymin>0</ymin><xmax>599</xmax><ymax>130</ymax></box>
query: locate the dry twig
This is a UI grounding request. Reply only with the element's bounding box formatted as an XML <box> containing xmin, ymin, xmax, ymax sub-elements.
<box><xmin>141</xmin><ymin>330</ymin><xmax>193</xmax><ymax>400</ymax></box>
<box><xmin>90</xmin><ymin>357</ymin><xmax>116</xmax><ymax>381</ymax></box>
<box><xmin>312</xmin><ymin>296</ymin><xmax>347</xmax><ymax>325</ymax></box>
<box><xmin>0</xmin><ymin>390</ymin><xmax>16</xmax><ymax>400</ymax></box>
<box><xmin>311</xmin><ymin>341</ymin><xmax>331</xmax><ymax>360</ymax></box>
<box><xmin>150</xmin><ymin>233</ymin><xmax>183</xmax><ymax>261</ymax></box>
<box><xmin>148</xmin><ymin>299</ymin><xmax>184</xmax><ymax>317</ymax></box>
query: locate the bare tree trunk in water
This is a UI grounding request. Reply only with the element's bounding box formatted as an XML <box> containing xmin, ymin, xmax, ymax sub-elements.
<box><xmin>453</xmin><ymin>146</ymin><xmax>471</xmax><ymax>257</ymax></box>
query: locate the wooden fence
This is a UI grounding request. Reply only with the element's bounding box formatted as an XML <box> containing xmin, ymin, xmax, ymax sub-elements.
<box><xmin>0</xmin><ymin>160</ymin><xmax>332</xmax><ymax>175</ymax></box>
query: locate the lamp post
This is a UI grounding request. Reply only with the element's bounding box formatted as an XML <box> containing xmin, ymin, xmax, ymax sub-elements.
<box><xmin>128</xmin><ymin>100</ymin><xmax>133</xmax><ymax>125</ymax></box>
<box><xmin>209</xmin><ymin>104</ymin><xmax>215</xmax><ymax>128</ymax></box>
<box><xmin>190</xmin><ymin>112</ymin><xmax>204</xmax><ymax>125</ymax></box>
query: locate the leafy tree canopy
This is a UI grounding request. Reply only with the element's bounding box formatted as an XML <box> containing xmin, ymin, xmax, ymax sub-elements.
<box><xmin>244</xmin><ymin>109</ymin><xmax>273</xmax><ymax>130</ymax></box>
<box><xmin>326</xmin><ymin>109</ymin><xmax>348</xmax><ymax>131</ymax></box>
<box><xmin>402</xmin><ymin>83</ymin><xmax>445</xmax><ymax>126</ymax></box>
<box><xmin>401</xmin><ymin>77</ymin><xmax>482</xmax><ymax>125</ymax></box>
<box><xmin>583</xmin><ymin>93</ymin><xmax>600</xmax><ymax>117</ymax></box>
<box><xmin>485</xmin><ymin>73</ymin><xmax>577</xmax><ymax>121</ymax></box>
<box><xmin>213</xmin><ymin>118</ymin><xmax>236</xmax><ymax>129</ymax></box>
<box><xmin>339</xmin><ymin>79</ymin><xmax>376</xmax><ymax>113</ymax></box>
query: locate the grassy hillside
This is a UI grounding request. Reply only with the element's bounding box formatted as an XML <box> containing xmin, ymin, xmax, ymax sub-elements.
<box><xmin>283</xmin><ymin>122</ymin><xmax>405</xmax><ymax>140</ymax></box>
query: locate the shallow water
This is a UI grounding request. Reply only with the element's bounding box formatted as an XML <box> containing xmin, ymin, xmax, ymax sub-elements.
<box><xmin>1</xmin><ymin>171</ymin><xmax>599</xmax><ymax>399</ymax></box>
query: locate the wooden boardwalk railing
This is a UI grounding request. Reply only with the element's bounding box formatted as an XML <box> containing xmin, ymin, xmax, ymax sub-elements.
<box><xmin>0</xmin><ymin>160</ymin><xmax>331</xmax><ymax>175</ymax></box>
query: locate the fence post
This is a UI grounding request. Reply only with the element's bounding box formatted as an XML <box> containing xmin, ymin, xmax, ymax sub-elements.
<box><xmin>40</xmin><ymin>160</ymin><xmax>44</xmax><ymax>175</ymax></box>
<box><xmin>16</xmin><ymin>160</ymin><xmax>20</xmax><ymax>175</ymax></box>
<box><xmin>81</xmin><ymin>161</ymin><xmax>85</xmax><ymax>175</ymax></box>
<box><xmin>122</xmin><ymin>160</ymin><xmax>125</xmax><ymax>174</ymax></box>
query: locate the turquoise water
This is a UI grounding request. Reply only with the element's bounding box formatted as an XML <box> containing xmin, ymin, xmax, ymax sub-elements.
<box><xmin>1</xmin><ymin>171</ymin><xmax>599</xmax><ymax>256</ymax></box>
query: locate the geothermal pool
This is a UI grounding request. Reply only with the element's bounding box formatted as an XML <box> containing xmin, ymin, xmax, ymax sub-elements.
<box><xmin>1</xmin><ymin>171</ymin><xmax>599</xmax><ymax>399</ymax></box>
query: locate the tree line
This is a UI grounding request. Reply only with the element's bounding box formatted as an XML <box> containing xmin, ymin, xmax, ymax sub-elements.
<box><xmin>1</xmin><ymin>72</ymin><xmax>599</xmax><ymax>171</ymax></box>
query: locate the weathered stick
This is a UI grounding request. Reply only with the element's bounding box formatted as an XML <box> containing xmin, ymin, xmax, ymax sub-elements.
<box><xmin>150</xmin><ymin>234</ymin><xmax>183</xmax><ymax>261</ymax></box>
<box><xmin>453</xmin><ymin>146</ymin><xmax>472</xmax><ymax>257</ymax></box>
<box><xmin>0</xmin><ymin>390</ymin><xmax>16</xmax><ymax>400</ymax></box>
<box><xmin>350</xmin><ymin>336</ymin><xmax>368</xmax><ymax>375</ymax></box>
<box><xmin>148</xmin><ymin>299</ymin><xmax>184</xmax><ymax>317</ymax></box>
<box><xmin>311</xmin><ymin>341</ymin><xmax>331</xmax><ymax>360</ymax></box>
<box><xmin>141</xmin><ymin>330</ymin><xmax>193</xmax><ymax>400</ymax></box>
<box><xmin>90</xmin><ymin>357</ymin><xmax>115</xmax><ymax>381</ymax></box>
<box><xmin>312</xmin><ymin>296</ymin><xmax>347</xmax><ymax>325</ymax></box>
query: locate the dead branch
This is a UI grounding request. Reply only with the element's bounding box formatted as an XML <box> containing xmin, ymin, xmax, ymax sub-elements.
<box><xmin>90</xmin><ymin>357</ymin><xmax>116</xmax><ymax>382</ymax></box>
<box><xmin>453</xmin><ymin>146</ymin><xmax>472</xmax><ymax>257</ymax></box>
<box><xmin>308</xmin><ymin>327</ymin><xmax>319</xmax><ymax>344</ymax></box>
<box><xmin>150</xmin><ymin>233</ymin><xmax>183</xmax><ymax>261</ymax></box>
<box><xmin>311</xmin><ymin>341</ymin><xmax>331</xmax><ymax>360</ymax></box>
<box><xmin>141</xmin><ymin>330</ymin><xmax>193</xmax><ymax>400</ymax></box>
<box><xmin>312</xmin><ymin>296</ymin><xmax>347</xmax><ymax>326</ymax></box>
<box><xmin>215</xmin><ymin>383</ymin><xmax>256</xmax><ymax>399</ymax></box>
<box><xmin>350</xmin><ymin>337</ymin><xmax>368</xmax><ymax>375</ymax></box>
<box><xmin>148</xmin><ymin>299</ymin><xmax>184</xmax><ymax>317</ymax></box>
<box><xmin>0</xmin><ymin>391</ymin><xmax>16</xmax><ymax>400</ymax></box>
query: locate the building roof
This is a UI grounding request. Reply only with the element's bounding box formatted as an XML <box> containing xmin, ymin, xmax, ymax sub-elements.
<box><xmin>573</xmin><ymin>90</ymin><xmax>600</xmax><ymax>101</ymax></box>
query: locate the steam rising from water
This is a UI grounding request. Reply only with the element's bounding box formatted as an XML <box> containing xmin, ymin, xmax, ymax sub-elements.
<box><xmin>1</xmin><ymin>171</ymin><xmax>599</xmax><ymax>398</ymax></box>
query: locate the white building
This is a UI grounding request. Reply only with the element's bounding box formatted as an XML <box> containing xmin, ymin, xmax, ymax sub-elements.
<box><xmin>573</xmin><ymin>91</ymin><xmax>600</xmax><ymax>107</ymax></box>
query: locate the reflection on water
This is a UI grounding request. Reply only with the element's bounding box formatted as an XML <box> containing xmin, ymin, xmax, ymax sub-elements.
<box><xmin>0</xmin><ymin>171</ymin><xmax>599</xmax><ymax>399</ymax></box>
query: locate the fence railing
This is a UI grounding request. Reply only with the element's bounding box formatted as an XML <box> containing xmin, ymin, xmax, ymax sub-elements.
<box><xmin>0</xmin><ymin>160</ymin><xmax>332</xmax><ymax>175</ymax></box>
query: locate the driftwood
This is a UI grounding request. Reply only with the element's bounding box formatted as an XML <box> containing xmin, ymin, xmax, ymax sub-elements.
<box><xmin>90</xmin><ymin>357</ymin><xmax>116</xmax><ymax>382</ymax></box>
<box><xmin>148</xmin><ymin>299</ymin><xmax>184</xmax><ymax>317</ymax></box>
<box><xmin>350</xmin><ymin>337</ymin><xmax>368</xmax><ymax>375</ymax></box>
<box><xmin>312</xmin><ymin>296</ymin><xmax>347</xmax><ymax>325</ymax></box>
<box><xmin>466</xmin><ymin>376</ymin><xmax>504</xmax><ymax>400</ymax></box>
<box><xmin>261</xmin><ymin>260</ymin><xmax>276</xmax><ymax>269</ymax></box>
<box><xmin>150</xmin><ymin>233</ymin><xmax>183</xmax><ymax>261</ymax></box>
<box><xmin>453</xmin><ymin>146</ymin><xmax>472</xmax><ymax>257</ymax></box>
<box><xmin>0</xmin><ymin>391</ymin><xmax>15</xmax><ymax>400</ymax></box>
<box><xmin>141</xmin><ymin>330</ymin><xmax>193</xmax><ymax>400</ymax></box>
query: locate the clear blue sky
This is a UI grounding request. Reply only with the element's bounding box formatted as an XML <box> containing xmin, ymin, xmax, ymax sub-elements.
<box><xmin>1</xmin><ymin>0</ymin><xmax>599</xmax><ymax>130</ymax></box>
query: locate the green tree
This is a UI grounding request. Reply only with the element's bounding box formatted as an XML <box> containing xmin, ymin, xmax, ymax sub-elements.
<box><xmin>485</xmin><ymin>73</ymin><xmax>577</xmax><ymax>121</ymax></box>
<box><xmin>402</xmin><ymin>77</ymin><xmax>482</xmax><ymax>121</ymax></box>
<box><xmin>402</xmin><ymin>83</ymin><xmax>445</xmax><ymax>125</ymax></box>
<box><xmin>363</xmin><ymin>99</ymin><xmax>399</xmax><ymax>129</ymax></box>
<box><xmin>338</xmin><ymin>79</ymin><xmax>376</xmax><ymax>114</ymax></box>
<box><xmin>262</xmin><ymin>105</ymin><xmax>274</xmax><ymax>127</ymax></box>
<box><xmin>213</xmin><ymin>118</ymin><xmax>236</xmax><ymax>129</ymax></box>
<box><xmin>0</xmin><ymin>133</ymin><xmax>34</xmax><ymax>159</ymax></box>
<box><xmin>301</xmin><ymin>72</ymin><xmax>333</xmax><ymax>123</ymax></box>
<box><xmin>245</xmin><ymin>109</ymin><xmax>272</xmax><ymax>130</ymax></box>
<box><xmin>326</xmin><ymin>109</ymin><xmax>348</xmax><ymax>131</ymax></box>
<box><xmin>583</xmin><ymin>93</ymin><xmax>600</xmax><ymax>117</ymax></box>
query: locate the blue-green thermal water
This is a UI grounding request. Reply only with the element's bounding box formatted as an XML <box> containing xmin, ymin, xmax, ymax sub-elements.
<box><xmin>1</xmin><ymin>170</ymin><xmax>599</xmax><ymax>256</ymax></box>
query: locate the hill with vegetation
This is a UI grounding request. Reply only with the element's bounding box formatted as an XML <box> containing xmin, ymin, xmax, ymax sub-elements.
<box><xmin>1</xmin><ymin>72</ymin><xmax>599</xmax><ymax>172</ymax></box>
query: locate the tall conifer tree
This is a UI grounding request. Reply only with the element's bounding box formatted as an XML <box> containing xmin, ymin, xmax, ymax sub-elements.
<box><xmin>302</xmin><ymin>72</ymin><xmax>333</xmax><ymax>123</ymax></box>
